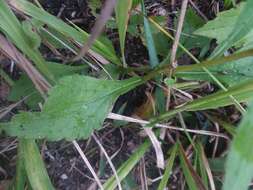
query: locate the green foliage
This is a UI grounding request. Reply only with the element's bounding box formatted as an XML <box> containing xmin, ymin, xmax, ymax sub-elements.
<box><xmin>176</xmin><ymin>56</ymin><xmax>253</xmax><ymax>86</ymax></box>
<box><xmin>9</xmin><ymin>0</ymin><xmax>120</xmax><ymax>65</ymax></box>
<box><xmin>158</xmin><ymin>143</ymin><xmax>178</xmax><ymax>190</ymax></box>
<box><xmin>141</xmin><ymin>0</ymin><xmax>159</xmax><ymax>68</ymax></box>
<box><xmin>103</xmin><ymin>136</ymin><xmax>153</xmax><ymax>189</ymax></box>
<box><xmin>87</xmin><ymin>0</ymin><xmax>101</xmax><ymax>16</ymax></box>
<box><xmin>223</xmin><ymin>101</ymin><xmax>253</xmax><ymax>190</ymax></box>
<box><xmin>2</xmin><ymin>75</ymin><xmax>142</xmax><ymax>140</ymax></box>
<box><xmin>8</xmin><ymin>62</ymin><xmax>88</xmax><ymax>109</ymax></box>
<box><xmin>20</xmin><ymin>139</ymin><xmax>54</xmax><ymax>190</ymax></box>
<box><xmin>22</xmin><ymin>20</ymin><xmax>41</xmax><ymax>49</ymax></box>
<box><xmin>194</xmin><ymin>3</ymin><xmax>245</xmax><ymax>44</ymax></box>
<box><xmin>0</xmin><ymin>0</ymin><xmax>54</xmax><ymax>81</ymax></box>
<box><xmin>2</xmin><ymin>0</ymin><xmax>253</xmax><ymax>189</ymax></box>
<box><xmin>177</xmin><ymin>8</ymin><xmax>210</xmax><ymax>57</ymax></box>
<box><xmin>115</xmin><ymin>0</ymin><xmax>133</xmax><ymax>65</ymax></box>
<box><xmin>195</xmin><ymin>0</ymin><xmax>253</xmax><ymax>57</ymax></box>
<box><xmin>179</xmin><ymin>144</ymin><xmax>206</xmax><ymax>190</ymax></box>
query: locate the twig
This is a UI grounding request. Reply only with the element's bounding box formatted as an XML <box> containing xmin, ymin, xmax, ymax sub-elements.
<box><xmin>72</xmin><ymin>0</ymin><xmax>116</xmax><ymax>61</ymax></box>
<box><xmin>170</xmin><ymin>0</ymin><xmax>189</xmax><ymax>65</ymax></box>
<box><xmin>92</xmin><ymin>134</ymin><xmax>122</xmax><ymax>190</ymax></box>
<box><xmin>72</xmin><ymin>140</ymin><xmax>104</xmax><ymax>190</ymax></box>
<box><xmin>107</xmin><ymin>113</ymin><xmax>229</xmax><ymax>139</ymax></box>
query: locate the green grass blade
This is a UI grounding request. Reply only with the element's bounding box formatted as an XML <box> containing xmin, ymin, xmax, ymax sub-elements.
<box><xmin>115</xmin><ymin>0</ymin><xmax>132</xmax><ymax>66</ymax></box>
<box><xmin>8</xmin><ymin>0</ymin><xmax>121</xmax><ymax>65</ymax></box>
<box><xmin>175</xmin><ymin>49</ymin><xmax>253</xmax><ymax>73</ymax></box>
<box><xmin>211</xmin><ymin>0</ymin><xmax>253</xmax><ymax>58</ymax></box>
<box><xmin>196</xmin><ymin>143</ymin><xmax>209</xmax><ymax>189</ymax></box>
<box><xmin>20</xmin><ymin>139</ymin><xmax>54</xmax><ymax>190</ymax></box>
<box><xmin>147</xmin><ymin>79</ymin><xmax>253</xmax><ymax>127</ymax></box>
<box><xmin>157</xmin><ymin>143</ymin><xmax>178</xmax><ymax>190</ymax></box>
<box><xmin>0</xmin><ymin>0</ymin><xmax>54</xmax><ymax>81</ymax></box>
<box><xmin>103</xmin><ymin>137</ymin><xmax>152</xmax><ymax>190</ymax></box>
<box><xmin>12</xmin><ymin>141</ymin><xmax>27</xmax><ymax>190</ymax></box>
<box><xmin>179</xmin><ymin>144</ymin><xmax>207</xmax><ymax>190</ymax></box>
<box><xmin>223</xmin><ymin>101</ymin><xmax>253</xmax><ymax>190</ymax></box>
<box><xmin>141</xmin><ymin>0</ymin><xmax>159</xmax><ymax>68</ymax></box>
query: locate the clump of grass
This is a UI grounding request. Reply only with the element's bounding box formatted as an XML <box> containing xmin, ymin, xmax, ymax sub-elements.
<box><xmin>1</xmin><ymin>0</ymin><xmax>253</xmax><ymax>189</ymax></box>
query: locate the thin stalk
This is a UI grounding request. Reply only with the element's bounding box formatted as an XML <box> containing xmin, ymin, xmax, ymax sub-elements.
<box><xmin>0</xmin><ymin>68</ymin><xmax>14</xmax><ymax>86</ymax></box>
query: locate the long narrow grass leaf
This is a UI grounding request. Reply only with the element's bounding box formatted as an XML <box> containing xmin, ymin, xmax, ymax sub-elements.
<box><xmin>223</xmin><ymin>101</ymin><xmax>253</xmax><ymax>190</ymax></box>
<box><xmin>20</xmin><ymin>139</ymin><xmax>54</xmax><ymax>190</ymax></box>
<box><xmin>179</xmin><ymin>144</ymin><xmax>207</xmax><ymax>190</ymax></box>
<box><xmin>158</xmin><ymin>143</ymin><xmax>178</xmax><ymax>190</ymax></box>
<box><xmin>211</xmin><ymin>0</ymin><xmax>253</xmax><ymax>58</ymax></box>
<box><xmin>141</xmin><ymin>0</ymin><xmax>159</xmax><ymax>68</ymax></box>
<box><xmin>103</xmin><ymin>137</ymin><xmax>152</xmax><ymax>190</ymax></box>
<box><xmin>115</xmin><ymin>0</ymin><xmax>132</xmax><ymax>66</ymax></box>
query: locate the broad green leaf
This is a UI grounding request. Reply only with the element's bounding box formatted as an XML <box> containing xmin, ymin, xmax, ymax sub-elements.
<box><xmin>223</xmin><ymin>101</ymin><xmax>253</xmax><ymax>190</ymax></box>
<box><xmin>115</xmin><ymin>0</ymin><xmax>132</xmax><ymax>65</ymax></box>
<box><xmin>158</xmin><ymin>143</ymin><xmax>178</xmax><ymax>190</ymax></box>
<box><xmin>176</xmin><ymin>56</ymin><xmax>253</xmax><ymax>86</ymax></box>
<box><xmin>8</xmin><ymin>62</ymin><xmax>88</xmax><ymax>109</ymax></box>
<box><xmin>211</xmin><ymin>0</ymin><xmax>253</xmax><ymax>57</ymax></box>
<box><xmin>0</xmin><ymin>0</ymin><xmax>54</xmax><ymax>81</ymax></box>
<box><xmin>141</xmin><ymin>0</ymin><xmax>159</xmax><ymax>68</ymax></box>
<box><xmin>8</xmin><ymin>0</ymin><xmax>121</xmax><ymax>65</ymax></box>
<box><xmin>20</xmin><ymin>139</ymin><xmax>54</xmax><ymax>190</ymax></box>
<box><xmin>2</xmin><ymin>75</ymin><xmax>143</xmax><ymax>140</ymax></box>
<box><xmin>195</xmin><ymin>1</ymin><xmax>253</xmax><ymax>54</ymax></box>
<box><xmin>103</xmin><ymin>136</ymin><xmax>152</xmax><ymax>190</ymax></box>
<box><xmin>177</xmin><ymin>8</ymin><xmax>210</xmax><ymax>57</ymax></box>
<box><xmin>194</xmin><ymin>4</ymin><xmax>245</xmax><ymax>44</ymax></box>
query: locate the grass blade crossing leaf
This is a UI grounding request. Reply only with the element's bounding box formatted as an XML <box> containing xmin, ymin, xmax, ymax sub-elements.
<box><xmin>211</xmin><ymin>0</ymin><xmax>253</xmax><ymax>58</ymax></box>
<box><xmin>223</xmin><ymin>101</ymin><xmax>253</xmax><ymax>190</ymax></box>
<box><xmin>115</xmin><ymin>0</ymin><xmax>132</xmax><ymax>66</ymax></box>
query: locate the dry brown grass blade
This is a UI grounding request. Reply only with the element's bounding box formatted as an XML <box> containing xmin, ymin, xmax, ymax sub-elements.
<box><xmin>72</xmin><ymin>0</ymin><xmax>116</xmax><ymax>61</ymax></box>
<box><xmin>0</xmin><ymin>34</ymin><xmax>51</xmax><ymax>96</ymax></box>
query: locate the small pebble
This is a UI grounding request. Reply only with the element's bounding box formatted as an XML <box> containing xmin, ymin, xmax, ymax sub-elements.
<box><xmin>60</xmin><ymin>174</ymin><xmax>68</xmax><ymax>180</ymax></box>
